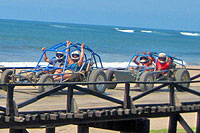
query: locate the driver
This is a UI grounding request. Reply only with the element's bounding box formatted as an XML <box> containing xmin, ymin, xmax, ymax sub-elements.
<box><xmin>41</xmin><ymin>48</ymin><xmax>65</xmax><ymax>67</ymax></box>
<box><xmin>54</xmin><ymin>41</ymin><xmax>85</xmax><ymax>81</ymax></box>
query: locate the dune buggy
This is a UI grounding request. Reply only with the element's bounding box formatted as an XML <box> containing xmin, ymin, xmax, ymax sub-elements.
<box><xmin>107</xmin><ymin>53</ymin><xmax>190</xmax><ymax>92</ymax></box>
<box><xmin>1</xmin><ymin>42</ymin><xmax>107</xmax><ymax>94</ymax></box>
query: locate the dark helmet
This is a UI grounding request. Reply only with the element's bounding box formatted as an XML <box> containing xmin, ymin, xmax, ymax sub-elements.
<box><xmin>56</xmin><ymin>51</ymin><xmax>65</xmax><ymax>60</ymax></box>
<box><xmin>139</xmin><ymin>56</ymin><xmax>149</xmax><ymax>63</ymax></box>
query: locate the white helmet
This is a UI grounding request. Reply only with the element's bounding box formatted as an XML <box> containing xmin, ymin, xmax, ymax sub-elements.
<box><xmin>56</xmin><ymin>51</ymin><xmax>65</xmax><ymax>60</ymax></box>
<box><xmin>71</xmin><ymin>50</ymin><xmax>80</xmax><ymax>61</ymax></box>
<box><xmin>158</xmin><ymin>53</ymin><xmax>167</xmax><ymax>63</ymax></box>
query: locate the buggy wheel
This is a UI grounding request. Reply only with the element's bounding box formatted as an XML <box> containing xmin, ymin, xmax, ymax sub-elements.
<box><xmin>175</xmin><ymin>69</ymin><xmax>190</xmax><ymax>91</ymax></box>
<box><xmin>1</xmin><ymin>70</ymin><xmax>15</xmax><ymax>91</ymax></box>
<box><xmin>106</xmin><ymin>69</ymin><xmax>117</xmax><ymax>89</ymax></box>
<box><xmin>38</xmin><ymin>74</ymin><xmax>55</xmax><ymax>93</ymax></box>
<box><xmin>88</xmin><ymin>69</ymin><xmax>107</xmax><ymax>94</ymax></box>
<box><xmin>139</xmin><ymin>71</ymin><xmax>154</xmax><ymax>92</ymax></box>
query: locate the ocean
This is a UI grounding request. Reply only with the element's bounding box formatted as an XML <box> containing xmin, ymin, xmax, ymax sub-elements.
<box><xmin>0</xmin><ymin>19</ymin><xmax>200</xmax><ymax>68</ymax></box>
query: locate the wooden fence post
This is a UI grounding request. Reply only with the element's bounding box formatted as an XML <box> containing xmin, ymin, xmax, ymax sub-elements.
<box><xmin>168</xmin><ymin>83</ymin><xmax>177</xmax><ymax>133</ymax></box>
<box><xmin>67</xmin><ymin>86</ymin><xmax>74</xmax><ymax>113</ymax></box>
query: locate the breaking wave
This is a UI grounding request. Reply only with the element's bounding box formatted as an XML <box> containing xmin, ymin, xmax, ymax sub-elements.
<box><xmin>0</xmin><ymin>62</ymin><xmax>129</xmax><ymax>68</ymax></box>
<box><xmin>51</xmin><ymin>24</ymin><xmax>69</xmax><ymax>29</ymax></box>
<box><xmin>180</xmin><ymin>32</ymin><xmax>200</xmax><ymax>36</ymax></box>
<box><xmin>115</xmin><ymin>28</ymin><xmax>134</xmax><ymax>33</ymax></box>
<box><xmin>140</xmin><ymin>30</ymin><xmax>152</xmax><ymax>33</ymax></box>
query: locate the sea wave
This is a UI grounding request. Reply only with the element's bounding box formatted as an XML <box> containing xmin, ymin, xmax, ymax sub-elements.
<box><xmin>115</xmin><ymin>28</ymin><xmax>134</xmax><ymax>33</ymax></box>
<box><xmin>140</xmin><ymin>30</ymin><xmax>152</xmax><ymax>33</ymax></box>
<box><xmin>0</xmin><ymin>62</ymin><xmax>130</xmax><ymax>68</ymax></box>
<box><xmin>180</xmin><ymin>32</ymin><xmax>200</xmax><ymax>36</ymax></box>
<box><xmin>50</xmin><ymin>24</ymin><xmax>69</xmax><ymax>29</ymax></box>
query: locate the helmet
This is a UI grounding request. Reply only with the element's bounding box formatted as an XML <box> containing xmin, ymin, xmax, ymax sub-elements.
<box><xmin>71</xmin><ymin>50</ymin><xmax>80</xmax><ymax>61</ymax></box>
<box><xmin>56</xmin><ymin>51</ymin><xmax>65</xmax><ymax>60</ymax></box>
<box><xmin>158</xmin><ymin>53</ymin><xmax>167</xmax><ymax>63</ymax></box>
<box><xmin>139</xmin><ymin>56</ymin><xmax>149</xmax><ymax>63</ymax></box>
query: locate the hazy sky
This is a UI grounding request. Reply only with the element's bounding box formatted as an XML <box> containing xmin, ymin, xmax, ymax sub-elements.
<box><xmin>0</xmin><ymin>0</ymin><xmax>199</xmax><ymax>31</ymax></box>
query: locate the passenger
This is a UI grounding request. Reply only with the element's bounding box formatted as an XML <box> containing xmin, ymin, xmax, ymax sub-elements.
<box><xmin>132</xmin><ymin>52</ymin><xmax>155</xmax><ymax>68</ymax></box>
<box><xmin>156</xmin><ymin>53</ymin><xmax>172</xmax><ymax>72</ymax></box>
<box><xmin>54</xmin><ymin>41</ymin><xmax>85</xmax><ymax>81</ymax></box>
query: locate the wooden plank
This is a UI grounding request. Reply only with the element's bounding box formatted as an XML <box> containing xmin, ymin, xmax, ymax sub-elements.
<box><xmin>32</xmin><ymin>114</ymin><xmax>39</xmax><ymax>121</ymax></box>
<box><xmin>46</xmin><ymin>127</ymin><xmax>55</xmax><ymax>133</ymax></box>
<box><xmin>158</xmin><ymin>106</ymin><xmax>167</xmax><ymax>113</ymax></box>
<box><xmin>117</xmin><ymin>108</ymin><xmax>124</xmax><ymax>116</ymax></box>
<box><xmin>50</xmin><ymin>114</ymin><xmax>59</xmax><ymax>120</ymax></box>
<box><xmin>196</xmin><ymin>111</ymin><xmax>200</xmax><ymax>133</ymax></box>
<box><xmin>182</xmin><ymin>105</ymin><xmax>190</xmax><ymax>111</ymax></box>
<box><xmin>137</xmin><ymin>107</ymin><xmax>144</xmax><ymax>115</ymax></box>
<box><xmin>168</xmin><ymin>114</ymin><xmax>178</xmax><ymax>133</ymax></box>
<box><xmin>124</xmin><ymin>109</ymin><xmax>131</xmax><ymax>115</ymax></box>
<box><xmin>144</xmin><ymin>106</ymin><xmax>151</xmax><ymax>113</ymax></box>
<box><xmin>10</xmin><ymin>129</ymin><xmax>29</xmax><ymax>133</ymax></box>
<box><xmin>110</xmin><ymin>109</ymin><xmax>117</xmax><ymax>116</ymax></box>
<box><xmin>150</xmin><ymin>106</ymin><xmax>157</xmax><ymax>113</ymax></box>
<box><xmin>41</xmin><ymin>113</ymin><xmax>50</xmax><ymax>120</ymax></box>
<box><xmin>177</xmin><ymin>114</ymin><xmax>194</xmax><ymax>133</ymax></box>
<box><xmin>87</xmin><ymin>111</ymin><xmax>95</xmax><ymax>118</ymax></box>
<box><xmin>59</xmin><ymin>113</ymin><xmax>67</xmax><ymax>119</ymax></box>
<box><xmin>78</xmin><ymin>125</ymin><xmax>89</xmax><ymax>133</ymax></box>
<box><xmin>95</xmin><ymin>110</ymin><xmax>105</xmax><ymax>117</ymax></box>
<box><xmin>25</xmin><ymin>114</ymin><xmax>32</xmax><ymax>121</ymax></box>
<box><xmin>66</xmin><ymin>113</ymin><xmax>74</xmax><ymax>119</ymax></box>
<box><xmin>14</xmin><ymin>116</ymin><xmax>25</xmax><ymax>122</ymax></box>
<box><xmin>67</xmin><ymin>86</ymin><xmax>74</xmax><ymax>113</ymax></box>
<box><xmin>4</xmin><ymin>116</ymin><xmax>11</xmax><ymax>122</ymax></box>
<box><xmin>74</xmin><ymin>112</ymin><xmax>88</xmax><ymax>119</ymax></box>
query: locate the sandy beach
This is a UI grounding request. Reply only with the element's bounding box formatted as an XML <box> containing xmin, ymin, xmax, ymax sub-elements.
<box><xmin>0</xmin><ymin>65</ymin><xmax>200</xmax><ymax>132</ymax></box>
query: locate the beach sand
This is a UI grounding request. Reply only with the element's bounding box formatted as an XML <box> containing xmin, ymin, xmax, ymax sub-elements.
<box><xmin>0</xmin><ymin>66</ymin><xmax>200</xmax><ymax>132</ymax></box>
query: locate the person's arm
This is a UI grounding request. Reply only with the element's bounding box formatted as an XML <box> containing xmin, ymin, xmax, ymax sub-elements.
<box><xmin>66</xmin><ymin>41</ymin><xmax>74</xmax><ymax>64</ymax></box>
<box><xmin>41</xmin><ymin>47</ymin><xmax>50</xmax><ymax>63</ymax></box>
<box><xmin>132</xmin><ymin>53</ymin><xmax>139</xmax><ymax>65</ymax></box>
<box><xmin>78</xmin><ymin>43</ymin><xmax>85</xmax><ymax>66</ymax></box>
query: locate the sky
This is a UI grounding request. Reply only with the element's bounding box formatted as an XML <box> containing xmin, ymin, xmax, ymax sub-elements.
<box><xmin>0</xmin><ymin>0</ymin><xmax>200</xmax><ymax>31</ymax></box>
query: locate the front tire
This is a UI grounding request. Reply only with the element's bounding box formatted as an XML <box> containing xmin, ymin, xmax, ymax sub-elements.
<box><xmin>139</xmin><ymin>71</ymin><xmax>154</xmax><ymax>92</ymax></box>
<box><xmin>1</xmin><ymin>70</ymin><xmax>15</xmax><ymax>91</ymax></box>
<box><xmin>88</xmin><ymin>69</ymin><xmax>107</xmax><ymax>94</ymax></box>
<box><xmin>106</xmin><ymin>69</ymin><xmax>117</xmax><ymax>89</ymax></box>
<box><xmin>38</xmin><ymin>74</ymin><xmax>55</xmax><ymax>93</ymax></box>
<box><xmin>175</xmin><ymin>69</ymin><xmax>190</xmax><ymax>91</ymax></box>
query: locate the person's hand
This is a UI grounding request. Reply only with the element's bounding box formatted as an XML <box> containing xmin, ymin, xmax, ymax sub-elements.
<box><xmin>81</xmin><ymin>43</ymin><xmax>85</xmax><ymax>49</ymax></box>
<box><xmin>41</xmin><ymin>47</ymin><xmax>46</xmax><ymax>51</ymax></box>
<box><xmin>66</xmin><ymin>40</ymin><xmax>72</xmax><ymax>47</ymax></box>
<box><xmin>148</xmin><ymin>52</ymin><xmax>152</xmax><ymax>55</ymax></box>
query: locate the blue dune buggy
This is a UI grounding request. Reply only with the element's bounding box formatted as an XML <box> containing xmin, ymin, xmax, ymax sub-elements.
<box><xmin>108</xmin><ymin>53</ymin><xmax>190</xmax><ymax>92</ymax></box>
<box><xmin>1</xmin><ymin>42</ymin><xmax>107</xmax><ymax>94</ymax></box>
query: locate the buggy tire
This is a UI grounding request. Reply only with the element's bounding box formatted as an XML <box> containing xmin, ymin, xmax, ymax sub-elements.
<box><xmin>106</xmin><ymin>69</ymin><xmax>117</xmax><ymax>89</ymax></box>
<box><xmin>175</xmin><ymin>69</ymin><xmax>190</xmax><ymax>91</ymax></box>
<box><xmin>139</xmin><ymin>71</ymin><xmax>154</xmax><ymax>92</ymax></box>
<box><xmin>38</xmin><ymin>74</ymin><xmax>55</xmax><ymax>93</ymax></box>
<box><xmin>1</xmin><ymin>69</ymin><xmax>14</xmax><ymax>91</ymax></box>
<box><xmin>88</xmin><ymin>69</ymin><xmax>107</xmax><ymax>94</ymax></box>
